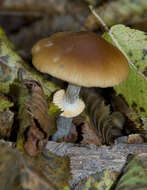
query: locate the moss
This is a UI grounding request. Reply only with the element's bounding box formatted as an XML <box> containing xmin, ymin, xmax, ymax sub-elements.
<box><xmin>48</xmin><ymin>102</ymin><xmax>61</xmax><ymax>116</ymax></box>
<box><xmin>16</xmin><ymin>136</ymin><xmax>25</xmax><ymax>152</ymax></box>
<box><xmin>83</xmin><ymin>170</ymin><xmax>119</xmax><ymax>190</ymax></box>
<box><xmin>62</xmin><ymin>186</ymin><xmax>70</xmax><ymax>190</ymax></box>
<box><xmin>94</xmin><ymin>170</ymin><xmax>117</xmax><ymax>190</ymax></box>
<box><xmin>85</xmin><ymin>177</ymin><xmax>92</xmax><ymax>190</ymax></box>
<box><xmin>0</xmin><ymin>28</ymin><xmax>14</xmax><ymax>50</ymax></box>
<box><xmin>115</xmin><ymin>154</ymin><xmax>147</xmax><ymax>190</ymax></box>
<box><xmin>0</xmin><ymin>97</ymin><xmax>13</xmax><ymax>112</ymax></box>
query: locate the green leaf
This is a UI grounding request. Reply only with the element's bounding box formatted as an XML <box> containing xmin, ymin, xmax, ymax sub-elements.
<box><xmin>0</xmin><ymin>95</ymin><xmax>13</xmax><ymax>112</ymax></box>
<box><xmin>103</xmin><ymin>24</ymin><xmax>147</xmax><ymax>126</ymax></box>
<box><xmin>0</xmin><ymin>28</ymin><xmax>59</xmax><ymax>95</ymax></box>
<box><xmin>75</xmin><ymin>170</ymin><xmax>119</xmax><ymax>190</ymax></box>
<box><xmin>115</xmin><ymin>153</ymin><xmax>147</xmax><ymax>190</ymax></box>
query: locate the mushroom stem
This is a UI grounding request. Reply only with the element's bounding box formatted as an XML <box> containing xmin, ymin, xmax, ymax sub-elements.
<box><xmin>52</xmin><ymin>117</ymin><xmax>72</xmax><ymax>141</ymax></box>
<box><xmin>65</xmin><ymin>84</ymin><xmax>81</xmax><ymax>104</ymax></box>
<box><xmin>52</xmin><ymin>84</ymin><xmax>81</xmax><ymax>141</ymax></box>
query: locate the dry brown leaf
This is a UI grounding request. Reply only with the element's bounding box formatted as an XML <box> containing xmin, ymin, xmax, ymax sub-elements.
<box><xmin>23</xmin><ymin>80</ymin><xmax>52</xmax><ymax>156</ymax></box>
<box><xmin>0</xmin><ymin>141</ymin><xmax>71</xmax><ymax>190</ymax></box>
<box><xmin>81</xmin><ymin>121</ymin><xmax>102</xmax><ymax>146</ymax></box>
<box><xmin>0</xmin><ymin>111</ymin><xmax>14</xmax><ymax>139</ymax></box>
<box><xmin>72</xmin><ymin>116</ymin><xmax>102</xmax><ymax>145</ymax></box>
<box><xmin>81</xmin><ymin>88</ymin><xmax>125</xmax><ymax>145</ymax></box>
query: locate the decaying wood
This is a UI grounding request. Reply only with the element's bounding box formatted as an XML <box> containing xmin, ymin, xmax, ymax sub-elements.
<box><xmin>45</xmin><ymin>141</ymin><xmax>147</xmax><ymax>187</ymax></box>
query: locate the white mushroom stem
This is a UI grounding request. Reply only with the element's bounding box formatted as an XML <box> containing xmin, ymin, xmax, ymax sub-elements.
<box><xmin>64</xmin><ymin>84</ymin><xmax>81</xmax><ymax>104</ymax></box>
<box><xmin>52</xmin><ymin>84</ymin><xmax>84</xmax><ymax>141</ymax></box>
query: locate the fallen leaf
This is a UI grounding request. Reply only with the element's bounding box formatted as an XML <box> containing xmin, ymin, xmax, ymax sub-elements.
<box><xmin>115</xmin><ymin>153</ymin><xmax>147</xmax><ymax>190</ymax></box>
<box><xmin>81</xmin><ymin>88</ymin><xmax>125</xmax><ymax>145</ymax></box>
<box><xmin>81</xmin><ymin>120</ymin><xmax>102</xmax><ymax>146</ymax></box>
<box><xmin>23</xmin><ymin>80</ymin><xmax>53</xmax><ymax>156</ymax></box>
<box><xmin>16</xmin><ymin>79</ymin><xmax>54</xmax><ymax>156</ymax></box>
<box><xmin>128</xmin><ymin>134</ymin><xmax>144</xmax><ymax>144</ymax></box>
<box><xmin>103</xmin><ymin>25</ymin><xmax>147</xmax><ymax>125</ymax></box>
<box><xmin>0</xmin><ymin>140</ymin><xmax>71</xmax><ymax>190</ymax></box>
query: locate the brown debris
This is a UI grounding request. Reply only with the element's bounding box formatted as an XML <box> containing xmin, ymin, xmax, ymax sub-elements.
<box><xmin>0</xmin><ymin>93</ymin><xmax>14</xmax><ymax>139</ymax></box>
<box><xmin>81</xmin><ymin>88</ymin><xmax>125</xmax><ymax>145</ymax></box>
<box><xmin>63</xmin><ymin>123</ymin><xmax>78</xmax><ymax>143</ymax></box>
<box><xmin>81</xmin><ymin>121</ymin><xmax>102</xmax><ymax>146</ymax></box>
<box><xmin>128</xmin><ymin>134</ymin><xmax>145</xmax><ymax>144</ymax></box>
<box><xmin>62</xmin><ymin>116</ymin><xmax>102</xmax><ymax>145</ymax></box>
<box><xmin>110</xmin><ymin>93</ymin><xmax>144</xmax><ymax>133</ymax></box>
<box><xmin>23</xmin><ymin>80</ymin><xmax>52</xmax><ymax>156</ymax></box>
<box><xmin>73</xmin><ymin>116</ymin><xmax>102</xmax><ymax>145</ymax></box>
<box><xmin>0</xmin><ymin>111</ymin><xmax>14</xmax><ymax>139</ymax></box>
<box><xmin>0</xmin><ymin>140</ymin><xmax>71</xmax><ymax>190</ymax></box>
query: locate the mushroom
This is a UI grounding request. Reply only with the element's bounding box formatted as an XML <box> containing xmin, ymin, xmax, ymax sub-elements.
<box><xmin>32</xmin><ymin>31</ymin><xmax>129</xmax><ymax>141</ymax></box>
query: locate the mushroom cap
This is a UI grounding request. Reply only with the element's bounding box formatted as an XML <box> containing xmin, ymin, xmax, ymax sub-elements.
<box><xmin>32</xmin><ymin>31</ymin><xmax>129</xmax><ymax>87</ymax></box>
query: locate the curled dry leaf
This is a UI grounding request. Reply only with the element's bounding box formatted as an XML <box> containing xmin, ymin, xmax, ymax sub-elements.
<box><xmin>22</xmin><ymin>80</ymin><xmax>52</xmax><ymax>156</ymax></box>
<box><xmin>61</xmin><ymin>115</ymin><xmax>102</xmax><ymax>145</ymax></box>
<box><xmin>81</xmin><ymin>88</ymin><xmax>125</xmax><ymax>145</ymax></box>
<box><xmin>81</xmin><ymin>121</ymin><xmax>102</xmax><ymax>146</ymax></box>
<box><xmin>73</xmin><ymin>116</ymin><xmax>102</xmax><ymax>146</ymax></box>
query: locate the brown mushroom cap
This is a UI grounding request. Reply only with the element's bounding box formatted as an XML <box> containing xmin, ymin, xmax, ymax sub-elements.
<box><xmin>32</xmin><ymin>31</ymin><xmax>129</xmax><ymax>87</ymax></box>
